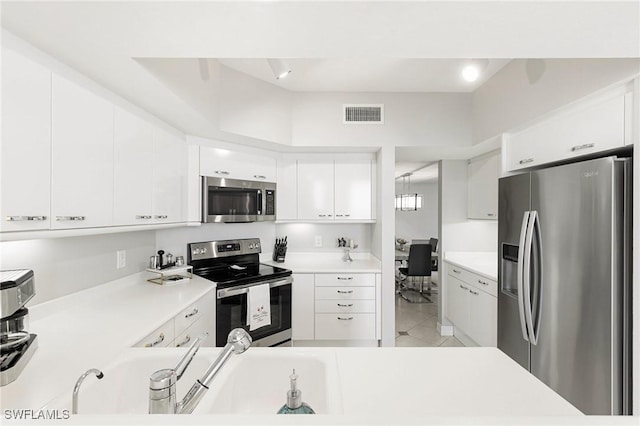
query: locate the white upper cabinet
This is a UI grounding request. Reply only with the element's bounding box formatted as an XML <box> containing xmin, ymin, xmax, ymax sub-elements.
<box><xmin>276</xmin><ymin>158</ymin><xmax>298</xmax><ymax>220</ymax></box>
<box><xmin>113</xmin><ymin>107</ymin><xmax>154</xmax><ymax>225</ymax></box>
<box><xmin>51</xmin><ymin>74</ymin><xmax>114</xmax><ymax>229</ymax></box>
<box><xmin>153</xmin><ymin>127</ymin><xmax>186</xmax><ymax>223</ymax></box>
<box><xmin>200</xmin><ymin>146</ymin><xmax>276</xmax><ymax>183</ymax></box>
<box><xmin>297</xmin><ymin>160</ymin><xmax>335</xmax><ymax>220</ymax></box>
<box><xmin>506</xmin><ymin>90</ymin><xmax>630</xmax><ymax>172</ymax></box>
<box><xmin>1</xmin><ymin>48</ymin><xmax>52</xmax><ymax>232</ymax></box>
<box><xmin>467</xmin><ymin>151</ymin><xmax>499</xmax><ymax>220</ymax></box>
<box><xmin>334</xmin><ymin>160</ymin><xmax>372</xmax><ymax>220</ymax></box>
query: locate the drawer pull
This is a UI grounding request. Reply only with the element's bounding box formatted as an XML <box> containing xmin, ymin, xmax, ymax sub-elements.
<box><xmin>337</xmin><ymin>317</ymin><xmax>353</xmax><ymax>321</ymax></box>
<box><xmin>5</xmin><ymin>215</ymin><xmax>47</xmax><ymax>221</ymax></box>
<box><xmin>253</xmin><ymin>175</ymin><xmax>266</xmax><ymax>179</ymax></box>
<box><xmin>469</xmin><ymin>289</ymin><xmax>479</xmax><ymax>295</ymax></box>
<box><xmin>144</xmin><ymin>333</ymin><xmax>165</xmax><ymax>347</ymax></box>
<box><xmin>337</xmin><ymin>290</ymin><xmax>354</xmax><ymax>294</ymax></box>
<box><xmin>155</xmin><ymin>215</ymin><xmax>168</xmax><ymax>219</ymax></box>
<box><xmin>335</xmin><ymin>214</ymin><xmax>344</xmax><ymax>217</ymax></box>
<box><xmin>176</xmin><ymin>335</ymin><xmax>191</xmax><ymax>347</ymax></box>
<box><xmin>519</xmin><ymin>158</ymin><xmax>534</xmax><ymax>165</ymax></box>
<box><xmin>478</xmin><ymin>280</ymin><xmax>489</xmax><ymax>286</ymax></box>
<box><xmin>185</xmin><ymin>308</ymin><xmax>199</xmax><ymax>318</ymax></box>
<box><xmin>459</xmin><ymin>285</ymin><xmax>468</xmax><ymax>290</ymax></box>
<box><xmin>337</xmin><ymin>277</ymin><xmax>353</xmax><ymax>281</ymax></box>
<box><xmin>487</xmin><ymin>213</ymin><xmax>495</xmax><ymax>217</ymax></box>
<box><xmin>56</xmin><ymin>216</ymin><xmax>85</xmax><ymax>221</ymax></box>
<box><xmin>337</xmin><ymin>303</ymin><xmax>354</xmax><ymax>307</ymax></box>
<box><xmin>136</xmin><ymin>215</ymin><xmax>152</xmax><ymax>220</ymax></box>
<box><xmin>214</xmin><ymin>170</ymin><xmax>230</xmax><ymax>175</ymax></box>
<box><xmin>571</xmin><ymin>143</ymin><xmax>595</xmax><ymax>152</ymax></box>
<box><xmin>318</xmin><ymin>214</ymin><xmax>327</xmax><ymax>217</ymax></box>
<box><xmin>452</xmin><ymin>269</ymin><xmax>461</xmax><ymax>274</ymax></box>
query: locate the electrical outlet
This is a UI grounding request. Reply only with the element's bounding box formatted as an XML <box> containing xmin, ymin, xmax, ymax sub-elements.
<box><xmin>314</xmin><ymin>235</ymin><xmax>322</xmax><ymax>247</ymax></box>
<box><xmin>116</xmin><ymin>250</ymin><xmax>126</xmax><ymax>269</ymax></box>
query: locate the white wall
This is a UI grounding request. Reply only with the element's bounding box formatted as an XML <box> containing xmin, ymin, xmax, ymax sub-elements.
<box><xmin>275</xmin><ymin>223</ymin><xmax>372</xmax><ymax>253</ymax></box>
<box><xmin>395</xmin><ymin>181</ymin><xmax>439</xmax><ymax>243</ymax></box>
<box><xmin>292</xmin><ymin>92</ymin><xmax>472</xmax><ymax>147</ymax></box>
<box><xmin>0</xmin><ymin>231</ymin><xmax>155</xmax><ymax>305</ymax></box>
<box><xmin>472</xmin><ymin>58</ymin><xmax>640</xmax><ymax>143</ymax></box>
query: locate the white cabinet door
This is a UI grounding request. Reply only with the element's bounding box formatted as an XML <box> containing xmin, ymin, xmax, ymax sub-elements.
<box><xmin>51</xmin><ymin>74</ymin><xmax>114</xmax><ymax>229</ymax></box>
<box><xmin>1</xmin><ymin>48</ymin><xmax>52</xmax><ymax>232</ymax></box>
<box><xmin>334</xmin><ymin>160</ymin><xmax>372</xmax><ymax>220</ymax></box>
<box><xmin>297</xmin><ymin>160</ymin><xmax>334</xmax><ymax>220</ymax></box>
<box><xmin>152</xmin><ymin>127</ymin><xmax>186</xmax><ymax>223</ymax></box>
<box><xmin>468</xmin><ymin>288</ymin><xmax>497</xmax><ymax>347</ymax></box>
<box><xmin>468</xmin><ymin>151</ymin><xmax>499</xmax><ymax>220</ymax></box>
<box><xmin>292</xmin><ymin>274</ymin><xmax>315</xmax><ymax>340</ymax></box>
<box><xmin>446</xmin><ymin>275</ymin><xmax>469</xmax><ymax>333</ymax></box>
<box><xmin>113</xmin><ymin>107</ymin><xmax>154</xmax><ymax>226</ymax></box>
<box><xmin>276</xmin><ymin>159</ymin><xmax>297</xmax><ymax>220</ymax></box>
<box><xmin>200</xmin><ymin>146</ymin><xmax>276</xmax><ymax>182</ymax></box>
<box><xmin>315</xmin><ymin>313</ymin><xmax>376</xmax><ymax>340</ymax></box>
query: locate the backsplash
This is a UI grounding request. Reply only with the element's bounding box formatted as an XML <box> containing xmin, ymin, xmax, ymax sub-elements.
<box><xmin>275</xmin><ymin>223</ymin><xmax>373</xmax><ymax>252</ymax></box>
<box><xmin>0</xmin><ymin>231</ymin><xmax>155</xmax><ymax>305</ymax></box>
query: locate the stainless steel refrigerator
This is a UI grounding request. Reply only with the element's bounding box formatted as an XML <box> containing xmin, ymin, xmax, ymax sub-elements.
<box><xmin>498</xmin><ymin>155</ymin><xmax>632</xmax><ymax>415</ymax></box>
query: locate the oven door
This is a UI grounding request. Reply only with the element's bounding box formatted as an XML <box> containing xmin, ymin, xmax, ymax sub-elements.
<box><xmin>202</xmin><ymin>176</ymin><xmax>263</xmax><ymax>223</ymax></box>
<box><xmin>215</xmin><ymin>277</ymin><xmax>292</xmax><ymax>347</ymax></box>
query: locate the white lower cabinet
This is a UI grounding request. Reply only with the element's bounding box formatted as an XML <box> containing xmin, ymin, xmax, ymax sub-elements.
<box><xmin>291</xmin><ymin>274</ymin><xmax>315</xmax><ymax>340</ymax></box>
<box><xmin>315</xmin><ymin>313</ymin><xmax>376</xmax><ymax>340</ymax></box>
<box><xmin>134</xmin><ymin>290</ymin><xmax>214</xmax><ymax>348</ymax></box>
<box><xmin>445</xmin><ymin>263</ymin><xmax>497</xmax><ymax>347</ymax></box>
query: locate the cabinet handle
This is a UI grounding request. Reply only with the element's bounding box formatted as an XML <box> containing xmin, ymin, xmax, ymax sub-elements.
<box><xmin>214</xmin><ymin>170</ymin><xmax>230</xmax><ymax>175</ymax></box>
<box><xmin>478</xmin><ymin>279</ymin><xmax>489</xmax><ymax>286</ymax></box>
<box><xmin>185</xmin><ymin>308</ymin><xmax>199</xmax><ymax>318</ymax></box>
<box><xmin>469</xmin><ymin>289</ymin><xmax>479</xmax><ymax>295</ymax></box>
<box><xmin>327</xmin><ymin>214</ymin><xmax>332</xmax><ymax>217</ymax></box>
<box><xmin>337</xmin><ymin>303</ymin><xmax>354</xmax><ymax>307</ymax></box>
<box><xmin>155</xmin><ymin>215</ymin><xmax>168</xmax><ymax>219</ymax></box>
<box><xmin>344</xmin><ymin>214</ymin><xmax>350</xmax><ymax>217</ymax></box>
<box><xmin>5</xmin><ymin>216</ymin><xmax>47</xmax><ymax>221</ymax></box>
<box><xmin>337</xmin><ymin>317</ymin><xmax>353</xmax><ymax>321</ymax></box>
<box><xmin>253</xmin><ymin>175</ymin><xmax>266</xmax><ymax>180</ymax></box>
<box><xmin>335</xmin><ymin>214</ymin><xmax>344</xmax><ymax>217</ymax></box>
<box><xmin>56</xmin><ymin>216</ymin><xmax>85</xmax><ymax>221</ymax></box>
<box><xmin>519</xmin><ymin>158</ymin><xmax>534</xmax><ymax>165</ymax></box>
<box><xmin>337</xmin><ymin>290</ymin><xmax>354</xmax><ymax>294</ymax></box>
<box><xmin>136</xmin><ymin>215</ymin><xmax>152</xmax><ymax>220</ymax></box>
<box><xmin>487</xmin><ymin>213</ymin><xmax>495</xmax><ymax>217</ymax></box>
<box><xmin>337</xmin><ymin>277</ymin><xmax>353</xmax><ymax>280</ymax></box>
<box><xmin>318</xmin><ymin>214</ymin><xmax>327</xmax><ymax>217</ymax></box>
<box><xmin>452</xmin><ymin>269</ymin><xmax>461</xmax><ymax>274</ymax></box>
<box><xmin>144</xmin><ymin>333</ymin><xmax>165</xmax><ymax>347</ymax></box>
<box><xmin>459</xmin><ymin>285</ymin><xmax>468</xmax><ymax>290</ymax></box>
<box><xmin>175</xmin><ymin>335</ymin><xmax>191</xmax><ymax>347</ymax></box>
<box><xmin>571</xmin><ymin>143</ymin><xmax>595</xmax><ymax>152</ymax></box>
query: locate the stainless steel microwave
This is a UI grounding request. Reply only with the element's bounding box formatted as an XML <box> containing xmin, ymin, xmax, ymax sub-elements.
<box><xmin>202</xmin><ymin>176</ymin><xmax>276</xmax><ymax>223</ymax></box>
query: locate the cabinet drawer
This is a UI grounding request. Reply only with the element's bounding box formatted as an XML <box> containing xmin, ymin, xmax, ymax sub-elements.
<box><xmin>315</xmin><ymin>299</ymin><xmax>376</xmax><ymax>314</ymax></box>
<box><xmin>174</xmin><ymin>292</ymin><xmax>214</xmax><ymax>336</ymax></box>
<box><xmin>447</xmin><ymin>265</ymin><xmax>497</xmax><ymax>297</ymax></box>
<box><xmin>315</xmin><ymin>313</ymin><xmax>376</xmax><ymax>340</ymax></box>
<box><xmin>134</xmin><ymin>318</ymin><xmax>174</xmax><ymax>348</ymax></box>
<box><xmin>315</xmin><ymin>286</ymin><xmax>376</xmax><ymax>300</ymax></box>
<box><xmin>173</xmin><ymin>317</ymin><xmax>213</xmax><ymax>348</ymax></box>
<box><xmin>315</xmin><ymin>273</ymin><xmax>375</xmax><ymax>287</ymax></box>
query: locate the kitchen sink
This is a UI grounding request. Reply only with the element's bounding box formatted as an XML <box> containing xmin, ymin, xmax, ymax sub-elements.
<box><xmin>43</xmin><ymin>347</ymin><xmax>343</xmax><ymax>415</ymax></box>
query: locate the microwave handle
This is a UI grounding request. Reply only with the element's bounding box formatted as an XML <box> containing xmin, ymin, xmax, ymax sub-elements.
<box><xmin>201</xmin><ymin>176</ymin><xmax>208</xmax><ymax>221</ymax></box>
<box><xmin>257</xmin><ymin>189</ymin><xmax>262</xmax><ymax>215</ymax></box>
<box><xmin>217</xmin><ymin>278</ymin><xmax>292</xmax><ymax>299</ymax></box>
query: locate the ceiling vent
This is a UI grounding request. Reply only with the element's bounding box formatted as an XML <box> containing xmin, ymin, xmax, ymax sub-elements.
<box><xmin>343</xmin><ymin>104</ymin><xmax>384</xmax><ymax>124</ymax></box>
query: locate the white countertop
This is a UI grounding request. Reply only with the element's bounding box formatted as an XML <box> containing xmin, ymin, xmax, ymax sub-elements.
<box><xmin>0</xmin><ymin>272</ymin><xmax>215</xmax><ymax>410</ymax></box>
<box><xmin>443</xmin><ymin>251</ymin><xmax>498</xmax><ymax>281</ymax></box>
<box><xmin>261</xmin><ymin>252</ymin><xmax>381</xmax><ymax>273</ymax></box>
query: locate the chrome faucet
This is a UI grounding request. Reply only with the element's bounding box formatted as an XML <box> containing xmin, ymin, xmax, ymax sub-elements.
<box><xmin>148</xmin><ymin>328</ymin><xmax>252</xmax><ymax>414</ymax></box>
<box><xmin>72</xmin><ymin>368</ymin><xmax>104</xmax><ymax>414</ymax></box>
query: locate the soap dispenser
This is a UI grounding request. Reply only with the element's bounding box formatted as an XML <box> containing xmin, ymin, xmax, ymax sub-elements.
<box><xmin>277</xmin><ymin>369</ymin><xmax>315</xmax><ymax>414</ymax></box>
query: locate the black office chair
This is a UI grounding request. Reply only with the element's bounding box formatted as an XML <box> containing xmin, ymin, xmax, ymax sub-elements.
<box><xmin>397</xmin><ymin>243</ymin><xmax>432</xmax><ymax>303</ymax></box>
<box><xmin>429</xmin><ymin>237</ymin><xmax>439</xmax><ymax>271</ymax></box>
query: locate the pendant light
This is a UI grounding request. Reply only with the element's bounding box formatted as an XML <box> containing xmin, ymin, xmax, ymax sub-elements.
<box><xmin>395</xmin><ymin>173</ymin><xmax>422</xmax><ymax>211</ymax></box>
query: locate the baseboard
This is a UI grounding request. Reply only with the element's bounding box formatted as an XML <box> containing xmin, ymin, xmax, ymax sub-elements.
<box><xmin>438</xmin><ymin>323</ymin><xmax>454</xmax><ymax>336</ymax></box>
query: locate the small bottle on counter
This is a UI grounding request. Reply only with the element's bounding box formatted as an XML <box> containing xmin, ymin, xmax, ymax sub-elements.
<box><xmin>276</xmin><ymin>369</ymin><xmax>315</xmax><ymax>414</ymax></box>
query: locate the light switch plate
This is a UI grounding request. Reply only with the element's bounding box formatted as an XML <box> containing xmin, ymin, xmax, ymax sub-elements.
<box><xmin>117</xmin><ymin>250</ymin><xmax>126</xmax><ymax>269</ymax></box>
<box><xmin>314</xmin><ymin>235</ymin><xmax>322</xmax><ymax>247</ymax></box>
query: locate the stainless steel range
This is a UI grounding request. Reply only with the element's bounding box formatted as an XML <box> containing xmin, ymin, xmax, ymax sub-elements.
<box><xmin>187</xmin><ymin>238</ymin><xmax>292</xmax><ymax>347</ymax></box>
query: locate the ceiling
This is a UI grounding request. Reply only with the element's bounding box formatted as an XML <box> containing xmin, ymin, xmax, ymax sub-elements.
<box><xmin>218</xmin><ymin>58</ymin><xmax>511</xmax><ymax>93</ymax></box>
<box><xmin>1</xmin><ymin>1</ymin><xmax>638</xmax><ymax>154</ymax></box>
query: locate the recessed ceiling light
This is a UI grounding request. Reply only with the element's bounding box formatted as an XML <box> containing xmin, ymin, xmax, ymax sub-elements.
<box><xmin>461</xmin><ymin>64</ymin><xmax>480</xmax><ymax>82</ymax></box>
<box><xmin>267</xmin><ymin>58</ymin><xmax>291</xmax><ymax>80</ymax></box>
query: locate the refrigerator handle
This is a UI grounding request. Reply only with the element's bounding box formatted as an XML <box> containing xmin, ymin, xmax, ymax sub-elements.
<box><xmin>517</xmin><ymin>211</ymin><xmax>531</xmax><ymax>342</ymax></box>
<box><xmin>523</xmin><ymin>210</ymin><xmax>537</xmax><ymax>345</ymax></box>
<box><xmin>530</xmin><ymin>210</ymin><xmax>543</xmax><ymax>346</ymax></box>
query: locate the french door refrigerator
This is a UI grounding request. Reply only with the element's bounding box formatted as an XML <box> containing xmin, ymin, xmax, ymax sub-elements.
<box><xmin>497</xmin><ymin>155</ymin><xmax>632</xmax><ymax>415</ymax></box>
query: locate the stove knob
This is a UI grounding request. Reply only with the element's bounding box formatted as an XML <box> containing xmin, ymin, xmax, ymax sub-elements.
<box><xmin>202</xmin><ymin>247</ymin><xmax>207</xmax><ymax>254</ymax></box>
<box><xmin>255</xmin><ymin>243</ymin><xmax>260</xmax><ymax>249</ymax></box>
<box><xmin>249</xmin><ymin>243</ymin><xmax>254</xmax><ymax>249</ymax></box>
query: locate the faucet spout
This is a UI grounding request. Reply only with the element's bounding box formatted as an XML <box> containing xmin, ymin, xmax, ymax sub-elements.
<box><xmin>149</xmin><ymin>328</ymin><xmax>252</xmax><ymax>415</ymax></box>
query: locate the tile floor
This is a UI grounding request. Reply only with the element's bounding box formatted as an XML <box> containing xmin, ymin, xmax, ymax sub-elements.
<box><xmin>394</xmin><ymin>290</ymin><xmax>464</xmax><ymax>348</ymax></box>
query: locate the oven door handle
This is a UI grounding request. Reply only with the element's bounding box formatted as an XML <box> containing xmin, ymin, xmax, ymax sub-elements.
<box><xmin>216</xmin><ymin>277</ymin><xmax>292</xmax><ymax>299</ymax></box>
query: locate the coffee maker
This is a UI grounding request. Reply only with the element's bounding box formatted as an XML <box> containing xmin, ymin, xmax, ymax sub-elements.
<box><xmin>1</xmin><ymin>270</ymin><xmax>38</xmax><ymax>386</ymax></box>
